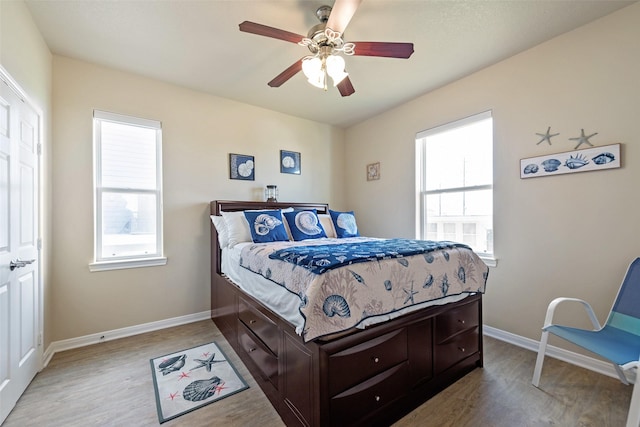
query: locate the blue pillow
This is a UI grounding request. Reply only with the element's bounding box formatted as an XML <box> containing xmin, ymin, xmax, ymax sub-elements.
<box><xmin>283</xmin><ymin>210</ymin><xmax>327</xmax><ymax>241</ymax></box>
<box><xmin>243</xmin><ymin>210</ymin><xmax>289</xmax><ymax>243</ymax></box>
<box><xmin>329</xmin><ymin>209</ymin><xmax>359</xmax><ymax>238</ymax></box>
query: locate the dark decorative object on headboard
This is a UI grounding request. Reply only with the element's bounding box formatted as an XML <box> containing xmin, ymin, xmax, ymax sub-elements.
<box><xmin>264</xmin><ymin>185</ymin><xmax>278</xmax><ymax>202</ymax></box>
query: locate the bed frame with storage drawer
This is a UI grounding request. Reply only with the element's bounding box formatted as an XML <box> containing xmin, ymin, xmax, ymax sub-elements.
<box><xmin>210</xmin><ymin>200</ymin><xmax>483</xmax><ymax>426</ymax></box>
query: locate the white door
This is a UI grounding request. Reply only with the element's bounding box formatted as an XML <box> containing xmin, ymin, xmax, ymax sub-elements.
<box><xmin>0</xmin><ymin>76</ymin><xmax>41</xmax><ymax>424</ymax></box>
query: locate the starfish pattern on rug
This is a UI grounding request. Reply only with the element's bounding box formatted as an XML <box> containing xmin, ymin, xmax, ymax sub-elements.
<box><xmin>151</xmin><ymin>341</ymin><xmax>249</xmax><ymax>424</ymax></box>
<box><xmin>215</xmin><ymin>382</ymin><xmax>228</xmax><ymax>394</ymax></box>
<box><xmin>190</xmin><ymin>353</ymin><xmax>226</xmax><ymax>372</ymax></box>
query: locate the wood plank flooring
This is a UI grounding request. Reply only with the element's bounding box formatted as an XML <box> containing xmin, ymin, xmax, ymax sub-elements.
<box><xmin>3</xmin><ymin>320</ymin><xmax>632</xmax><ymax>427</ymax></box>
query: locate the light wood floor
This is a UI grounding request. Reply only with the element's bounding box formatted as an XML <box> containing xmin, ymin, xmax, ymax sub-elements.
<box><xmin>3</xmin><ymin>320</ymin><xmax>632</xmax><ymax>427</ymax></box>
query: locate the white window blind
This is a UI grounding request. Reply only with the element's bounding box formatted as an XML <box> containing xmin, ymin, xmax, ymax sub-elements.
<box><xmin>91</xmin><ymin>110</ymin><xmax>165</xmax><ymax>270</ymax></box>
<box><xmin>416</xmin><ymin>111</ymin><xmax>494</xmax><ymax>260</ymax></box>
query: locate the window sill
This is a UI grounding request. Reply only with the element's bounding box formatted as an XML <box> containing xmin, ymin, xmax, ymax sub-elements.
<box><xmin>89</xmin><ymin>257</ymin><xmax>167</xmax><ymax>272</ymax></box>
<box><xmin>479</xmin><ymin>255</ymin><xmax>497</xmax><ymax>268</ymax></box>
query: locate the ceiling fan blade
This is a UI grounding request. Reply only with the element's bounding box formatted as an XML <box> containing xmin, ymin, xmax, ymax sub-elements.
<box><xmin>351</xmin><ymin>42</ymin><xmax>414</xmax><ymax>59</ymax></box>
<box><xmin>239</xmin><ymin>21</ymin><xmax>304</xmax><ymax>44</ymax></box>
<box><xmin>326</xmin><ymin>0</ymin><xmax>363</xmax><ymax>34</ymax></box>
<box><xmin>336</xmin><ymin>76</ymin><xmax>355</xmax><ymax>97</ymax></box>
<box><xmin>268</xmin><ymin>59</ymin><xmax>303</xmax><ymax>87</ymax></box>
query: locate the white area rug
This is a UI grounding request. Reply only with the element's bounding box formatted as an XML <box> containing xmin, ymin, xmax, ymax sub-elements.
<box><xmin>150</xmin><ymin>341</ymin><xmax>249</xmax><ymax>423</ymax></box>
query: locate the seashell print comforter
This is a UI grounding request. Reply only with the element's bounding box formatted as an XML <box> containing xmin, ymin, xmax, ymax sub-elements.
<box><xmin>240</xmin><ymin>237</ymin><xmax>489</xmax><ymax>342</ymax></box>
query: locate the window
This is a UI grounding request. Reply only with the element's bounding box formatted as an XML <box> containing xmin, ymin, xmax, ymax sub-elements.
<box><xmin>416</xmin><ymin>111</ymin><xmax>494</xmax><ymax>262</ymax></box>
<box><xmin>90</xmin><ymin>110</ymin><xmax>166</xmax><ymax>271</ymax></box>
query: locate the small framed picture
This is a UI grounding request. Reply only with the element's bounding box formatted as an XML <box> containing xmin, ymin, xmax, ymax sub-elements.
<box><xmin>367</xmin><ymin>162</ymin><xmax>380</xmax><ymax>181</ymax></box>
<box><xmin>280</xmin><ymin>150</ymin><xmax>301</xmax><ymax>175</ymax></box>
<box><xmin>229</xmin><ymin>153</ymin><xmax>255</xmax><ymax>180</ymax></box>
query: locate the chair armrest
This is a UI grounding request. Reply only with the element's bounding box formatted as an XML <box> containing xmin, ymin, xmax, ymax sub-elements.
<box><xmin>542</xmin><ymin>297</ymin><xmax>602</xmax><ymax>331</ymax></box>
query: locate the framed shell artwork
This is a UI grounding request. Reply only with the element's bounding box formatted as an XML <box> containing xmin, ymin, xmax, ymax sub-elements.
<box><xmin>229</xmin><ymin>153</ymin><xmax>255</xmax><ymax>180</ymax></box>
<box><xmin>367</xmin><ymin>162</ymin><xmax>380</xmax><ymax>181</ymax></box>
<box><xmin>280</xmin><ymin>150</ymin><xmax>301</xmax><ymax>174</ymax></box>
<box><xmin>520</xmin><ymin>143</ymin><xmax>620</xmax><ymax>179</ymax></box>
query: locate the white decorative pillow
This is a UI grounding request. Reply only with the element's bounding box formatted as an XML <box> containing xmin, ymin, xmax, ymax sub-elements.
<box><xmin>318</xmin><ymin>214</ymin><xmax>337</xmax><ymax>238</ymax></box>
<box><xmin>220</xmin><ymin>211</ymin><xmax>252</xmax><ymax>248</ymax></box>
<box><xmin>210</xmin><ymin>215</ymin><xmax>230</xmax><ymax>248</ymax></box>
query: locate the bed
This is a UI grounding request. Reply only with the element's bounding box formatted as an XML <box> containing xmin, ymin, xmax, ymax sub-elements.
<box><xmin>210</xmin><ymin>200</ymin><xmax>489</xmax><ymax>426</ymax></box>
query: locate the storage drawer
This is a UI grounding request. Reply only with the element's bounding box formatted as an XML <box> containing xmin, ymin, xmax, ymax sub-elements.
<box><xmin>238</xmin><ymin>297</ymin><xmax>279</xmax><ymax>356</ymax></box>
<box><xmin>238</xmin><ymin>321</ymin><xmax>278</xmax><ymax>388</ymax></box>
<box><xmin>435</xmin><ymin>300</ymin><xmax>479</xmax><ymax>343</ymax></box>
<box><xmin>434</xmin><ymin>327</ymin><xmax>479</xmax><ymax>374</ymax></box>
<box><xmin>328</xmin><ymin>328</ymin><xmax>408</xmax><ymax>396</ymax></box>
<box><xmin>330</xmin><ymin>362</ymin><xmax>409</xmax><ymax>426</ymax></box>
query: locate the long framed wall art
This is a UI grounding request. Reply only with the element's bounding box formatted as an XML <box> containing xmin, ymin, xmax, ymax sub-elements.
<box><xmin>520</xmin><ymin>143</ymin><xmax>620</xmax><ymax>179</ymax></box>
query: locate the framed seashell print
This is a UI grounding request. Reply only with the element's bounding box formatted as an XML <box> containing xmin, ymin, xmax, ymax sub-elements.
<box><xmin>229</xmin><ymin>153</ymin><xmax>255</xmax><ymax>180</ymax></box>
<box><xmin>520</xmin><ymin>143</ymin><xmax>620</xmax><ymax>179</ymax></box>
<box><xmin>280</xmin><ymin>150</ymin><xmax>301</xmax><ymax>174</ymax></box>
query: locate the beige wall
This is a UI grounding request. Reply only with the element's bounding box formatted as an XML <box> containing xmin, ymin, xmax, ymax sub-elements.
<box><xmin>0</xmin><ymin>1</ymin><xmax>53</xmax><ymax>347</ymax></box>
<box><xmin>345</xmin><ymin>2</ymin><xmax>640</xmax><ymax>351</ymax></box>
<box><xmin>8</xmin><ymin>0</ymin><xmax>639</xmax><ymax>354</ymax></box>
<box><xmin>51</xmin><ymin>56</ymin><xmax>345</xmax><ymax>341</ymax></box>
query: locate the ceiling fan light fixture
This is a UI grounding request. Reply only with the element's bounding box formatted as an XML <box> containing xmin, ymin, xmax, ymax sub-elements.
<box><xmin>303</xmin><ymin>56</ymin><xmax>328</xmax><ymax>89</ymax></box>
<box><xmin>239</xmin><ymin>0</ymin><xmax>414</xmax><ymax>97</ymax></box>
<box><xmin>302</xmin><ymin>57</ymin><xmax>322</xmax><ymax>80</ymax></box>
<box><xmin>326</xmin><ymin>54</ymin><xmax>348</xmax><ymax>85</ymax></box>
<box><xmin>307</xmin><ymin>73</ymin><xmax>326</xmax><ymax>89</ymax></box>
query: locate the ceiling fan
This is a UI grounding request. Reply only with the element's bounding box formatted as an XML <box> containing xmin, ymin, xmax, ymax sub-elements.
<box><xmin>239</xmin><ymin>0</ymin><xmax>414</xmax><ymax>96</ymax></box>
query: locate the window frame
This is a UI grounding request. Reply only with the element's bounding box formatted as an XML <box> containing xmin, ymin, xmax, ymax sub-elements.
<box><xmin>415</xmin><ymin>110</ymin><xmax>496</xmax><ymax>266</ymax></box>
<box><xmin>90</xmin><ymin>110</ymin><xmax>166</xmax><ymax>272</ymax></box>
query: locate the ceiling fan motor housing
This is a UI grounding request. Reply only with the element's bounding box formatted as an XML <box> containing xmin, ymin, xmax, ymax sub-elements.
<box><xmin>316</xmin><ymin>5</ymin><xmax>332</xmax><ymax>23</ymax></box>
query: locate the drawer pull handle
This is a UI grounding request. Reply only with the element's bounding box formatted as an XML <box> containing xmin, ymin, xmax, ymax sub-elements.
<box><xmin>458</xmin><ymin>347</ymin><xmax>466</xmax><ymax>353</ymax></box>
<box><xmin>373</xmin><ymin>357</ymin><xmax>380</xmax><ymax>363</ymax></box>
<box><xmin>374</xmin><ymin>395</ymin><xmax>381</xmax><ymax>402</ymax></box>
<box><xmin>248</xmin><ymin>347</ymin><xmax>257</xmax><ymax>353</ymax></box>
<box><xmin>249</xmin><ymin>319</ymin><xmax>257</xmax><ymax>324</ymax></box>
<box><xmin>458</xmin><ymin>319</ymin><xmax>466</xmax><ymax>325</ymax></box>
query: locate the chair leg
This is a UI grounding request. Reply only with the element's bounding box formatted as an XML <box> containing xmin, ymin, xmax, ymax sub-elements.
<box><xmin>615</xmin><ymin>364</ymin><xmax>631</xmax><ymax>385</ymax></box>
<box><xmin>532</xmin><ymin>330</ymin><xmax>549</xmax><ymax>387</ymax></box>
<box><xmin>626</xmin><ymin>375</ymin><xmax>640</xmax><ymax>427</ymax></box>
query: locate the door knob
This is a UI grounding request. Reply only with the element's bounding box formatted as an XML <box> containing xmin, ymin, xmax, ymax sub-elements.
<box><xmin>9</xmin><ymin>258</ymin><xmax>35</xmax><ymax>271</ymax></box>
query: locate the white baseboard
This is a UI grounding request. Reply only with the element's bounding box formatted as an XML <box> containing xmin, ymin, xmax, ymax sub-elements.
<box><xmin>483</xmin><ymin>324</ymin><xmax>628</xmax><ymax>381</ymax></box>
<box><xmin>41</xmin><ymin>316</ymin><xmax>630</xmax><ymax>384</ymax></box>
<box><xmin>42</xmin><ymin>310</ymin><xmax>211</xmax><ymax>367</ymax></box>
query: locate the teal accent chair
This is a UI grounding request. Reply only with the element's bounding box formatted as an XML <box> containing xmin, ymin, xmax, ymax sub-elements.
<box><xmin>532</xmin><ymin>258</ymin><xmax>640</xmax><ymax>427</ymax></box>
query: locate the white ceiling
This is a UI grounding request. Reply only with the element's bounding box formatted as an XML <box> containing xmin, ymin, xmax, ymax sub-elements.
<box><xmin>25</xmin><ymin>0</ymin><xmax>635</xmax><ymax>128</ymax></box>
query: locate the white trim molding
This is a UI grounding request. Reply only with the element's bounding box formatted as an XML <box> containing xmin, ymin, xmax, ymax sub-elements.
<box><xmin>42</xmin><ymin>310</ymin><xmax>211</xmax><ymax>367</ymax></box>
<box><xmin>42</xmin><ymin>316</ymin><xmax>631</xmax><ymax>384</ymax></box>
<box><xmin>483</xmin><ymin>324</ymin><xmax>634</xmax><ymax>382</ymax></box>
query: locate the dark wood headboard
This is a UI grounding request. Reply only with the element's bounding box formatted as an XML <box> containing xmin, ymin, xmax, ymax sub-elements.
<box><xmin>210</xmin><ymin>200</ymin><xmax>330</xmax><ymax>275</ymax></box>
